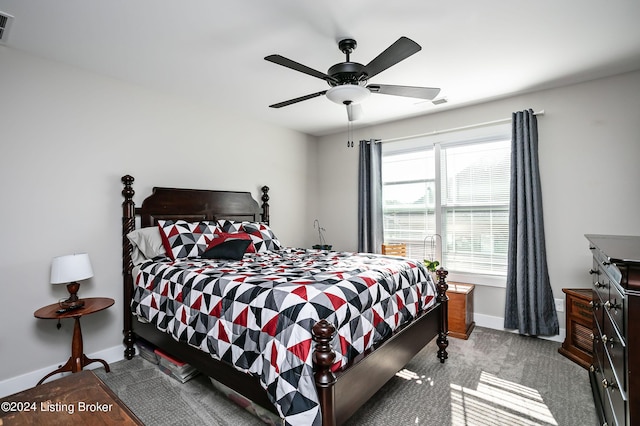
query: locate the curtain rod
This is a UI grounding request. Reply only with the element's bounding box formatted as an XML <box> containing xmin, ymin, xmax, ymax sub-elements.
<box><xmin>379</xmin><ymin>110</ymin><xmax>545</xmax><ymax>144</ymax></box>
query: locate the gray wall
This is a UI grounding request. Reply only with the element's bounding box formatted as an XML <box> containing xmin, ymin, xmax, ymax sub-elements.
<box><xmin>314</xmin><ymin>70</ymin><xmax>640</xmax><ymax>330</ymax></box>
<box><xmin>0</xmin><ymin>47</ymin><xmax>318</xmax><ymax>385</ymax></box>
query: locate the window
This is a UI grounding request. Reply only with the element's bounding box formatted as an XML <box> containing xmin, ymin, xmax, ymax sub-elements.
<box><xmin>382</xmin><ymin>125</ymin><xmax>511</xmax><ymax>286</ymax></box>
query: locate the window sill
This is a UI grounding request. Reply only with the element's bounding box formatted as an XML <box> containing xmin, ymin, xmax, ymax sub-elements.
<box><xmin>444</xmin><ymin>271</ymin><xmax>506</xmax><ymax>288</ymax></box>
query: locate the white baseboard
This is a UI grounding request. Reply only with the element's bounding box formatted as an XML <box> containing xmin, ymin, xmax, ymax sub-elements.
<box><xmin>473</xmin><ymin>313</ymin><xmax>565</xmax><ymax>343</ymax></box>
<box><xmin>0</xmin><ymin>345</ymin><xmax>124</xmax><ymax>398</ymax></box>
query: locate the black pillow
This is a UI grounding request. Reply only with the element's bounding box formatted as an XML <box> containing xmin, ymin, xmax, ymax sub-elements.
<box><xmin>201</xmin><ymin>239</ymin><xmax>251</xmax><ymax>260</ymax></box>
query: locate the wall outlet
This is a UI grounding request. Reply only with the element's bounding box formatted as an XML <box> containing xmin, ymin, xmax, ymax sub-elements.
<box><xmin>555</xmin><ymin>298</ymin><xmax>564</xmax><ymax>313</ymax></box>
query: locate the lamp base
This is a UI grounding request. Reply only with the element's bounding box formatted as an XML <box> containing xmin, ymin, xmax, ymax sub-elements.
<box><xmin>60</xmin><ymin>281</ymin><xmax>85</xmax><ymax>310</ymax></box>
<box><xmin>60</xmin><ymin>299</ymin><xmax>85</xmax><ymax>310</ymax></box>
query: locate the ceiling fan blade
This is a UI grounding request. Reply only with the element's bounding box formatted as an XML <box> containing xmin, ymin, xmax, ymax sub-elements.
<box><xmin>346</xmin><ymin>103</ymin><xmax>363</xmax><ymax>121</ymax></box>
<box><xmin>265</xmin><ymin>54</ymin><xmax>337</xmax><ymax>83</ymax></box>
<box><xmin>364</xmin><ymin>37</ymin><xmax>422</xmax><ymax>79</ymax></box>
<box><xmin>269</xmin><ymin>90</ymin><xmax>328</xmax><ymax>108</ymax></box>
<box><xmin>367</xmin><ymin>84</ymin><xmax>441</xmax><ymax>100</ymax></box>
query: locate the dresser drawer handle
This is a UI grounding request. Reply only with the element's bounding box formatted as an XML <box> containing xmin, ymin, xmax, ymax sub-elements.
<box><xmin>603</xmin><ymin>335</ymin><xmax>616</xmax><ymax>347</ymax></box>
<box><xmin>602</xmin><ymin>378</ymin><xmax>618</xmax><ymax>391</ymax></box>
<box><xmin>594</xmin><ymin>281</ymin><xmax>603</xmax><ymax>288</ymax></box>
<box><xmin>604</xmin><ymin>301</ymin><xmax>620</xmax><ymax>311</ymax></box>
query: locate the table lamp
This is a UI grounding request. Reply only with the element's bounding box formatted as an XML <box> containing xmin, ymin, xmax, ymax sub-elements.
<box><xmin>50</xmin><ymin>253</ymin><xmax>93</xmax><ymax>309</ymax></box>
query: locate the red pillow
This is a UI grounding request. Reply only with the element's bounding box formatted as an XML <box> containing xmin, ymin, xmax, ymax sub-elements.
<box><xmin>206</xmin><ymin>232</ymin><xmax>256</xmax><ymax>253</ymax></box>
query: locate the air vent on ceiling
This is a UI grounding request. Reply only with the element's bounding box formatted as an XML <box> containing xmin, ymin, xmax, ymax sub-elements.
<box><xmin>0</xmin><ymin>11</ymin><xmax>15</xmax><ymax>44</ymax></box>
<box><xmin>432</xmin><ymin>98</ymin><xmax>448</xmax><ymax>105</ymax></box>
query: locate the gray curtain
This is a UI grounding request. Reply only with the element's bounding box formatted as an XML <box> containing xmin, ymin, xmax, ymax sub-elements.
<box><xmin>358</xmin><ymin>139</ymin><xmax>383</xmax><ymax>253</ymax></box>
<box><xmin>504</xmin><ymin>109</ymin><xmax>559</xmax><ymax>336</ymax></box>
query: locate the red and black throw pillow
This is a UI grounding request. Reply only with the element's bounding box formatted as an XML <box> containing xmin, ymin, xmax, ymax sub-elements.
<box><xmin>207</xmin><ymin>231</ymin><xmax>254</xmax><ymax>250</ymax></box>
<box><xmin>202</xmin><ymin>238</ymin><xmax>252</xmax><ymax>260</ymax></box>
<box><xmin>217</xmin><ymin>220</ymin><xmax>282</xmax><ymax>253</ymax></box>
<box><xmin>157</xmin><ymin>220</ymin><xmax>219</xmax><ymax>260</ymax></box>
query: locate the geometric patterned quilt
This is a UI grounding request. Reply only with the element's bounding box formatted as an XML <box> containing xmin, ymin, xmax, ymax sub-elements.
<box><xmin>131</xmin><ymin>248</ymin><xmax>436</xmax><ymax>426</ymax></box>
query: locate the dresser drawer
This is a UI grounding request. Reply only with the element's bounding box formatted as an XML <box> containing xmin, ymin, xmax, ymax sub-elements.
<box><xmin>602</xmin><ymin>311</ymin><xmax>627</xmax><ymax>392</ymax></box>
<box><xmin>604</xmin><ymin>385</ymin><xmax>626</xmax><ymax>426</ymax></box>
<box><xmin>605</xmin><ymin>283</ymin><xmax>625</xmax><ymax>336</ymax></box>
<box><xmin>592</xmin><ymin>260</ymin><xmax>610</xmax><ymax>305</ymax></box>
<box><xmin>592</xmin><ymin>290</ymin><xmax>605</xmax><ymax>332</ymax></box>
<box><xmin>599</xmin><ymin>341</ymin><xmax>628</xmax><ymax>425</ymax></box>
<box><xmin>592</xmin><ymin>358</ymin><xmax>622</xmax><ymax>426</ymax></box>
<box><xmin>592</xmin><ymin>325</ymin><xmax>605</xmax><ymax>377</ymax></box>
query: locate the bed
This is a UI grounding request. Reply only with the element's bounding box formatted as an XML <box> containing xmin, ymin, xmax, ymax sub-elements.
<box><xmin>120</xmin><ymin>175</ymin><xmax>449</xmax><ymax>426</ymax></box>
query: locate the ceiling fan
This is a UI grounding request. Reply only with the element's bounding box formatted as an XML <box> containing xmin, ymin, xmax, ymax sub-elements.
<box><xmin>265</xmin><ymin>36</ymin><xmax>440</xmax><ymax>121</ymax></box>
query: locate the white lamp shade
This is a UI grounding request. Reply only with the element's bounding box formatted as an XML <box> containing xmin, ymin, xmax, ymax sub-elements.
<box><xmin>326</xmin><ymin>85</ymin><xmax>371</xmax><ymax>105</ymax></box>
<box><xmin>50</xmin><ymin>253</ymin><xmax>94</xmax><ymax>284</ymax></box>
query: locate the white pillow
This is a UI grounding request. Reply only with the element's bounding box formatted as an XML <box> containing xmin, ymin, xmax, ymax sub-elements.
<box><xmin>126</xmin><ymin>227</ymin><xmax>166</xmax><ymax>265</ymax></box>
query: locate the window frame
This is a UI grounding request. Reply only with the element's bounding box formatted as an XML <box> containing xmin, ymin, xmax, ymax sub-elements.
<box><xmin>381</xmin><ymin>124</ymin><xmax>511</xmax><ymax>287</ymax></box>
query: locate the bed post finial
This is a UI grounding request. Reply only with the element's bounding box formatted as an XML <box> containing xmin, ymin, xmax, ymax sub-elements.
<box><xmin>121</xmin><ymin>175</ymin><xmax>136</xmax><ymax>359</ymax></box>
<box><xmin>261</xmin><ymin>185</ymin><xmax>270</xmax><ymax>225</ymax></box>
<box><xmin>436</xmin><ymin>268</ymin><xmax>449</xmax><ymax>363</ymax></box>
<box><xmin>313</xmin><ymin>319</ymin><xmax>337</xmax><ymax>426</ymax></box>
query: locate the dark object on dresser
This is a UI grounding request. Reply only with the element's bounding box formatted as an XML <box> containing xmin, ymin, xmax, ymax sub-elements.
<box><xmin>558</xmin><ymin>288</ymin><xmax>593</xmax><ymax>369</ymax></box>
<box><xmin>120</xmin><ymin>175</ymin><xmax>449</xmax><ymax>426</ymax></box>
<box><xmin>586</xmin><ymin>234</ymin><xmax>640</xmax><ymax>426</ymax></box>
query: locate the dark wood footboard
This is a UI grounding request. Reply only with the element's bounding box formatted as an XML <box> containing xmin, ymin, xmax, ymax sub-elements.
<box><xmin>120</xmin><ymin>175</ymin><xmax>448</xmax><ymax>426</ymax></box>
<box><xmin>312</xmin><ymin>270</ymin><xmax>449</xmax><ymax>426</ymax></box>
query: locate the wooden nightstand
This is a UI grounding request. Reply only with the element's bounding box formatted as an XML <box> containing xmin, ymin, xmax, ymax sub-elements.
<box><xmin>558</xmin><ymin>288</ymin><xmax>593</xmax><ymax>369</ymax></box>
<box><xmin>447</xmin><ymin>283</ymin><xmax>475</xmax><ymax>339</ymax></box>
<box><xmin>34</xmin><ymin>297</ymin><xmax>114</xmax><ymax>385</ymax></box>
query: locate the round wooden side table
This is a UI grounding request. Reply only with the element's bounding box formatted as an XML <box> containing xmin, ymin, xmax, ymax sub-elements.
<box><xmin>34</xmin><ymin>297</ymin><xmax>114</xmax><ymax>385</ymax></box>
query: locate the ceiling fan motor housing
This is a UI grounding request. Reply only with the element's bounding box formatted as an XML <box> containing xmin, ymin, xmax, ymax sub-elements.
<box><xmin>327</xmin><ymin>62</ymin><xmax>367</xmax><ymax>86</ymax></box>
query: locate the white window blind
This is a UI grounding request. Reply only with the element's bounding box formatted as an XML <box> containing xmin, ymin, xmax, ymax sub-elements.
<box><xmin>382</xmin><ymin>125</ymin><xmax>511</xmax><ymax>282</ymax></box>
<box><xmin>440</xmin><ymin>140</ymin><xmax>510</xmax><ymax>275</ymax></box>
<box><xmin>382</xmin><ymin>149</ymin><xmax>437</xmax><ymax>256</ymax></box>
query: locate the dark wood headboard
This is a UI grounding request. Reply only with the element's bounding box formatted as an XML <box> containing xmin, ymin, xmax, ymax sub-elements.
<box><xmin>136</xmin><ymin>186</ymin><xmax>267</xmax><ymax>226</ymax></box>
<box><xmin>120</xmin><ymin>174</ymin><xmax>270</xmax><ymax>357</ymax></box>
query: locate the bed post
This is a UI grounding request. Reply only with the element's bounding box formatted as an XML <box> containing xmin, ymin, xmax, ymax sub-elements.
<box><xmin>121</xmin><ymin>175</ymin><xmax>136</xmax><ymax>360</ymax></box>
<box><xmin>261</xmin><ymin>185</ymin><xmax>270</xmax><ymax>225</ymax></box>
<box><xmin>436</xmin><ymin>268</ymin><xmax>449</xmax><ymax>363</ymax></box>
<box><xmin>313</xmin><ymin>319</ymin><xmax>337</xmax><ymax>426</ymax></box>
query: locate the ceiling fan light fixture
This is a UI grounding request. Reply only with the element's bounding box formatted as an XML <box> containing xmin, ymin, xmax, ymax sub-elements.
<box><xmin>326</xmin><ymin>85</ymin><xmax>370</xmax><ymax>105</ymax></box>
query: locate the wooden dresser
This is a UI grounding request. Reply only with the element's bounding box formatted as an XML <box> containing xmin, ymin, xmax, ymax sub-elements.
<box><xmin>586</xmin><ymin>234</ymin><xmax>640</xmax><ymax>426</ymax></box>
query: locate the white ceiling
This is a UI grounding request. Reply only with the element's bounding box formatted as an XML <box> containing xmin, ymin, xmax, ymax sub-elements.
<box><xmin>2</xmin><ymin>0</ymin><xmax>640</xmax><ymax>136</ymax></box>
